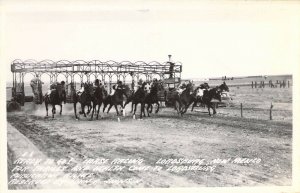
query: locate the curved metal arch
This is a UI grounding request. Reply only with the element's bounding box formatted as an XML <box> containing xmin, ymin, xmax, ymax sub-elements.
<box><xmin>56</xmin><ymin>60</ymin><xmax>72</xmax><ymax>65</ymax></box>
<box><xmin>148</xmin><ymin>61</ymin><xmax>163</xmax><ymax>65</ymax></box>
<box><xmin>38</xmin><ymin>60</ymin><xmax>55</xmax><ymax>69</ymax></box>
<box><xmin>23</xmin><ymin>72</ymin><xmax>37</xmax><ymax>81</ymax></box>
<box><xmin>105</xmin><ymin>60</ymin><xmax>118</xmax><ymax>64</ymax></box>
<box><xmin>12</xmin><ymin>59</ymin><xmax>23</xmax><ymax>63</ymax></box>
<box><xmin>23</xmin><ymin>59</ymin><xmax>38</xmax><ymax>64</ymax></box>
<box><xmin>72</xmin><ymin>60</ymin><xmax>89</xmax><ymax>72</ymax></box>
<box><xmin>134</xmin><ymin>61</ymin><xmax>148</xmax><ymax>65</ymax></box>
<box><xmin>89</xmin><ymin>72</ymin><xmax>99</xmax><ymax>80</ymax></box>
<box><xmin>39</xmin><ymin>59</ymin><xmax>55</xmax><ymax>64</ymax></box>
<box><xmin>119</xmin><ymin>61</ymin><xmax>133</xmax><ymax>65</ymax></box>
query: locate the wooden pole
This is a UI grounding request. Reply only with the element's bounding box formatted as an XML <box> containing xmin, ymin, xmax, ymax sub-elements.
<box><xmin>251</xmin><ymin>81</ymin><xmax>253</xmax><ymax>88</ymax></box>
<box><xmin>270</xmin><ymin>103</ymin><xmax>273</xmax><ymax>120</ymax></box>
<box><xmin>255</xmin><ymin>81</ymin><xmax>257</xmax><ymax>88</ymax></box>
<box><xmin>241</xmin><ymin>103</ymin><xmax>243</xmax><ymax>118</ymax></box>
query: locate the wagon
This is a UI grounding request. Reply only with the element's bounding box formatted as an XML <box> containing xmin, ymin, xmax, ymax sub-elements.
<box><xmin>157</xmin><ymin>77</ymin><xmax>181</xmax><ymax>107</ymax></box>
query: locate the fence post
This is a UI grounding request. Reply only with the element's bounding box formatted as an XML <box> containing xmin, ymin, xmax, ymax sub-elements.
<box><xmin>288</xmin><ymin>81</ymin><xmax>290</xmax><ymax>88</ymax></box>
<box><xmin>255</xmin><ymin>81</ymin><xmax>257</xmax><ymax>88</ymax></box>
<box><xmin>251</xmin><ymin>81</ymin><xmax>253</xmax><ymax>88</ymax></box>
<box><xmin>241</xmin><ymin>103</ymin><xmax>243</xmax><ymax>118</ymax></box>
<box><xmin>270</xmin><ymin>102</ymin><xmax>273</xmax><ymax>120</ymax></box>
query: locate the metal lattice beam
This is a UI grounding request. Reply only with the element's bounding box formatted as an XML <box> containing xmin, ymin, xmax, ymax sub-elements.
<box><xmin>11</xmin><ymin>59</ymin><xmax>182</xmax><ymax>76</ymax></box>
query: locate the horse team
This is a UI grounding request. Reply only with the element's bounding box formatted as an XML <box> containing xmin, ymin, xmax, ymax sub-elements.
<box><xmin>44</xmin><ymin>79</ymin><xmax>229</xmax><ymax>119</ymax></box>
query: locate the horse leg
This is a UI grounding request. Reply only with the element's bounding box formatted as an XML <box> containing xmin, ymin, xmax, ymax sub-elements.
<box><xmin>45</xmin><ymin>101</ymin><xmax>48</xmax><ymax>116</ymax></box>
<box><xmin>183</xmin><ymin>101</ymin><xmax>193</xmax><ymax>114</ymax></box>
<box><xmin>74</xmin><ymin>102</ymin><xmax>79</xmax><ymax>119</ymax></box>
<box><xmin>87</xmin><ymin>103</ymin><xmax>91</xmax><ymax>115</ymax></box>
<box><xmin>114</xmin><ymin>104</ymin><xmax>119</xmax><ymax>116</ymax></box>
<box><xmin>52</xmin><ymin>105</ymin><xmax>55</xmax><ymax>118</ymax></box>
<box><xmin>180</xmin><ymin>105</ymin><xmax>186</xmax><ymax>116</ymax></box>
<box><xmin>213</xmin><ymin>103</ymin><xmax>217</xmax><ymax>115</ymax></box>
<box><xmin>142</xmin><ymin>103</ymin><xmax>146</xmax><ymax>117</ymax></box>
<box><xmin>130</xmin><ymin>102</ymin><xmax>134</xmax><ymax>113</ymax></box>
<box><xmin>124</xmin><ymin>99</ymin><xmax>130</xmax><ymax>110</ymax></box>
<box><xmin>149</xmin><ymin>104</ymin><xmax>153</xmax><ymax>114</ymax></box>
<box><xmin>140</xmin><ymin>103</ymin><xmax>145</xmax><ymax>119</ymax></box>
<box><xmin>155</xmin><ymin>101</ymin><xmax>160</xmax><ymax>114</ymax></box>
<box><xmin>133</xmin><ymin>103</ymin><xmax>137</xmax><ymax>115</ymax></box>
<box><xmin>175</xmin><ymin>101</ymin><xmax>181</xmax><ymax>116</ymax></box>
<box><xmin>120</xmin><ymin>103</ymin><xmax>125</xmax><ymax>117</ymax></box>
<box><xmin>180</xmin><ymin>101</ymin><xmax>186</xmax><ymax>114</ymax></box>
<box><xmin>96</xmin><ymin>103</ymin><xmax>101</xmax><ymax>120</ymax></box>
<box><xmin>207</xmin><ymin>103</ymin><xmax>212</xmax><ymax>116</ymax></box>
<box><xmin>107</xmin><ymin>103</ymin><xmax>113</xmax><ymax>113</ymax></box>
<box><xmin>103</xmin><ymin>102</ymin><xmax>107</xmax><ymax>113</ymax></box>
<box><xmin>191</xmin><ymin>100</ymin><xmax>197</xmax><ymax>112</ymax></box>
<box><xmin>91</xmin><ymin>103</ymin><xmax>96</xmax><ymax>120</ymax></box>
<box><xmin>60</xmin><ymin>104</ymin><xmax>62</xmax><ymax>115</ymax></box>
<box><xmin>81</xmin><ymin>104</ymin><xmax>86</xmax><ymax>117</ymax></box>
<box><xmin>146</xmin><ymin>104</ymin><xmax>151</xmax><ymax>117</ymax></box>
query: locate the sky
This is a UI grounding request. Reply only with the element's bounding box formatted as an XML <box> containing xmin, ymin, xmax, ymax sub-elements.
<box><xmin>1</xmin><ymin>0</ymin><xmax>300</xmax><ymax>82</ymax></box>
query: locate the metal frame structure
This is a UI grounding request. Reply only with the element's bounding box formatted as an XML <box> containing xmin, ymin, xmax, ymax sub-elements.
<box><xmin>11</xmin><ymin>56</ymin><xmax>182</xmax><ymax>105</ymax></box>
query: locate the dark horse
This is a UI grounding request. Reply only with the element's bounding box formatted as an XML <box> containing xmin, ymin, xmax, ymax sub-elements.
<box><xmin>124</xmin><ymin>82</ymin><xmax>151</xmax><ymax>118</ymax></box>
<box><xmin>90</xmin><ymin>80</ymin><xmax>106</xmax><ymax>120</ymax></box>
<box><xmin>102</xmin><ymin>84</ymin><xmax>130</xmax><ymax>116</ymax></box>
<box><xmin>45</xmin><ymin>81</ymin><xmax>66</xmax><ymax>118</ymax></box>
<box><xmin>144</xmin><ymin>81</ymin><xmax>160</xmax><ymax>116</ymax></box>
<box><xmin>201</xmin><ymin>87</ymin><xmax>222</xmax><ymax>116</ymax></box>
<box><xmin>218</xmin><ymin>82</ymin><xmax>229</xmax><ymax>92</ymax></box>
<box><xmin>73</xmin><ymin>82</ymin><xmax>93</xmax><ymax>119</ymax></box>
<box><xmin>191</xmin><ymin>82</ymin><xmax>229</xmax><ymax>111</ymax></box>
<box><xmin>174</xmin><ymin>82</ymin><xmax>195</xmax><ymax>116</ymax></box>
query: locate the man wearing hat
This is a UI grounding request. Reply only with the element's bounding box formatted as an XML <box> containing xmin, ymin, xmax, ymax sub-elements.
<box><xmin>110</xmin><ymin>80</ymin><xmax>123</xmax><ymax>96</ymax></box>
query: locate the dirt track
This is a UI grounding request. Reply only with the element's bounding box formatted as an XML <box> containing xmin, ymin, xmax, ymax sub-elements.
<box><xmin>7</xmin><ymin>91</ymin><xmax>292</xmax><ymax>188</ymax></box>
